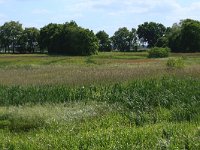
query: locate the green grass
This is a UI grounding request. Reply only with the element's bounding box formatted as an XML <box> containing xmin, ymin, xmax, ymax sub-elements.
<box><xmin>0</xmin><ymin>102</ymin><xmax>199</xmax><ymax>149</ymax></box>
<box><xmin>0</xmin><ymin>52</ymin><xmax>148</xmax><ymax>68</ymax></box>
<box><xmin>0</xmin><ymin>77</ymin><xmax>199</xmax><ymax>107</ymax></box>
<box><xmin>0</xmin><ymin>52</ymin><xmax>199</xmax><ymax>149</ymax></box>
<box><xmin>0</xmin><ymin>53</ymin><xmax>199</xmax><ymax>86</ymax></box>
<box><xmin>0</xmin><ymin>52</ymin><xmax>199</xmax><ymax>68</ymax></box>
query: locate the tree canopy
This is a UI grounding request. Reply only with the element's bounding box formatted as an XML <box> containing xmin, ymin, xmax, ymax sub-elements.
<box><xmin>137</xmin><ymin>22</ymin><xmax>166</xmax><ymax>48</ymax></box>
<box><xmin>1</xmin><ymin>19</ymin><xmax>200</xmax><ymax>54</ymax></box>
<box><xmin>19</xmin><ymin>27</ymin><xmax>40</xmax><ymax>53</ymax></box>
<box><xmin>168</xmin><ymin>19</ymin><xmax>200</xmax><ymax>52</ymax></box>
<box><xmin>0</xmin><ymin>21</ymin><xmax>23</xmax><ymax>53</ymax></box>
<box><xmin>96</xmin><ymin>31</ymin><xmax>111</xmax><ymax>52</ymax></box>
<box><xmin>40</xmin><ymin>21</ymin><xmax>98</xmax><ymax>55</ymax></box>
<box><xmin>112</xmin><ymin>27</ymin><xmax>137</xmax><ymax>52</ymax></box>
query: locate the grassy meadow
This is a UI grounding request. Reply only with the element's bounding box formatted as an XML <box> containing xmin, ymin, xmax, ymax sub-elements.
<box><xmin>0</xmin><ymin>52</ymin><xmax>200</xmax><ymax>149</ymax></box>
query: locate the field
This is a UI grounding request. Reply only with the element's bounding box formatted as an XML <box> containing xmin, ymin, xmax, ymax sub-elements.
<box><xmin>0</xmin><ymin>52</ymin><xmax>200</xmax><ymax>149</ymax></box>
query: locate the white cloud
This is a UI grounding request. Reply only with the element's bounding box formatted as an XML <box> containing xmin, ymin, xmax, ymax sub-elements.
<box><xmin>1</xmin><ymin>0</ymin><xmax>200</xmax><ymax>34</ymax></box>
<box><xmin>64</xmin><ymin>0</ymin><xmax>199</xmax><ymax>18</ymax></box>
<box><xmin>163</xmin><ymin>1</ymin><xmax>200</xmax><ymax>25</ymax></box>
<box><xmin>59</xmin><ymin>0</ymin><xmax>200</xmax><ymax>34</ymax></box>
<box><xmin>64</xmin><ymin>0</ymin><xmax>179</xmax><ymax>15</ymax></box>
<box><xmin>65</xmin><ymin>0</ymin><xmax>115</xmax><ymax>13</ymax></box>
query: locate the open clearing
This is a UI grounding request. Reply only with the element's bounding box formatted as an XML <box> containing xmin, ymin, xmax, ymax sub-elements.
<box><xmin>0</xmin><ymin>52</ymin><xmax>200</xmax><ymax>149</ymax></box>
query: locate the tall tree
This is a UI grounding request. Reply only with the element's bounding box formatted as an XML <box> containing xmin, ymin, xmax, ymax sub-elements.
<box><xmin>129</xmin><ymin>28</ymin><xmax>138</xmax><ymax>51</ymax></box>
<box><xmin>155</xmin><ymin>27</ymin><xmax>171</xmax><ymax>48</ymax></box>
<box><xmin>168</xmin><ymin>19</ymin><xmax>200</xmax><ymax>52</ymax></box>
<box><xmin>168</xmin><ymin>23</ymin><xmax>182</xmax><ymax>52</ymax></box>
<box><xmin>39</xmin><ymin>23</ymin><xmax>62</xmax><ymax>52</ymax></box>
<box><xmin>17</xmin><ymin>27</ymin><xmax>40</xmax><ymax>53</ymax></box>
<box><xmin>137</xmin><ymin>22</ymin><xmax>166</xmax><ymax>48</ymax></box>
<box><xmin>24</xmin><ymin>27</ymin><xmax>40</xmax><ymax>53</ymax></box>
<box><xmin>112</xmin><ymin>27</ymin><xmax>136</xmax><ymax>52</ymax></box>
<box><xmin>181</xmin><ymin>19</ymin><xmax>200</xmax><ymax>52</ymax></box>
<box><xmin>39</xmin><ymin>21</ymin><xmax>99</xmax><ymax>55</ymax></box>
<box><xmin>0</xmin><ymin>25</ymin><xmax>2</xmax><ymax>52</ymax></box>
<box><xmin>0</xmin><ymin>21</ymin><xmax>23</xmax><ymax>53</ymax></box>
<box><xmin>96</xmin><ymin>31</ymin><xmax>112</xmax><ymax>52</ymax></box>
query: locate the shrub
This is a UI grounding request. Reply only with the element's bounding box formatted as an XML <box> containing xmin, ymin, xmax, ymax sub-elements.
<box><xmin>166</xmin><ymin>57</ymin><xmax>185</xmax><ymax>69</ymax></box>
<box><xmin>148</xmin><ymin>47</ymin><xmax>170</xmax><ymax>58</ymax></box>
<box><xmin>40</xmin><ymin>21</ymin><xmax>99</xmax><ymax>56</ymax></box>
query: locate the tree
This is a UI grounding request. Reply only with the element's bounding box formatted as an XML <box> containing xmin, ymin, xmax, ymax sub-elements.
<box><xmin>155</xmin><ymin>27</ymin><xmax>171</xmax><ymax>48</ymax></box>
<box><xmin>168</xmin><ymin>23</ymin><xmax>182</xmax><ymax>52</ymax></box>
<box><xmin>39</xmin><ymin>21</ymin><xmax>99</xmax><ymax>55</ymax></box>
<box><xmin>24</xmin><ymin>27</ymin><xmax>40</xmax><ymax>53</ymax></box>
<box><xmin>137</xmin><ymin>22</ymin><xmax>166</xmax><ymax>48</ymax></box>
<box><xmin>0</xmin><ymin>21</ymin><xmax>23</xmax><ymax>53</ymax></box>
<box><xmin>39</xmin><ymin>23</ymin><xmax>63</xmax><ymax>52</ymax></box>
<box><xmin>168</xmin><ymin>19</ymin><xmax>200</xmax><ymax>52</ymax></box>
<box><xmin>96</xmin><ymin>31</ymin><xmax>112</xmax><ymax>52</ymax></box>
<box><xmin>0</xmin><ymin>25</ymin><xmax>3</xmax><ymax>52</ymax></box>
<box><xmin>155</xmin><ymin>36</ymin><xmax>168</xmax><ymax>48</ymax></box>
<box><xmin>112</xmin><ymin>27</ymin><xmax>136</xmax><ymax>52</ymax></box>
<box><xmin>17</xmin><ymin>27</ymin><xmax>40</xmax><ymax>53</ymax></box>
<box><xmin>71</xmin><ymin>28</ymin><xmax>99</xmax><ymax>55</ymax></box>
<box><xmin>129</xmin><ymin>28</ymin><xmax>138</xmax><ymax>51</ymax></box>
<box><xmin>181</xmin><ymin>19</ymin><xmax>200</xmax><ymax>52</ymax></box>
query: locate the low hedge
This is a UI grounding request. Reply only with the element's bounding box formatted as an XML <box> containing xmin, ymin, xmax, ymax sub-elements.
<box><xmin>148</xmin><ymin>47</ymin><xmax>170</xmax><ymax>58</ymax></box>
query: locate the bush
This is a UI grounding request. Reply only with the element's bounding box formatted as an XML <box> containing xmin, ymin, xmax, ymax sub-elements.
<box><xmin>166</xmin><ymin>57</ymin><xmax>185</xmax><ymax>69</ymax></box>
<box><xmin>148</xmin><ymin>47</ymin><xmax>170</xmax><ymax>58</ymax></box>
<box><xmin>40</xmin><ymin>21</ymin><xmax>99</xmax><ymax>56</ymax></box>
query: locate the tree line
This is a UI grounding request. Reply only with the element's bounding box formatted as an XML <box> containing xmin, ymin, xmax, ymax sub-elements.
<box><xmin>0</xmin><ymin>19</ymin><xmax>200</xmax><ymax>55</ymax></box>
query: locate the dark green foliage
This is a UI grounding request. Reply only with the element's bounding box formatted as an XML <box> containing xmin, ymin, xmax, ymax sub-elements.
<box><xmin>181</xmin><ymin>19</ymin><xmax>200</xmax><ymax>52</ymax></box>
<box><xmin>111</xmin><ymin>27</ymin><xmax>137</xmax><ymax>51</ymax></box>
<box><xmin>155</xmin><ymin>36</ymin><xmax>168</xmax><ymax>47</ymax></box>
<box><xmin>148</xmin><ymin>47</ymin><xmax>170</xmax><ymax>58</ymax></box>
<box><xmin>96</xmin><ymin>31</ymin><xmax>112</xmax><ymax>52</ymax></box>
<box><xmin>168</xmin><ymin>19</ymin><xmax>200</xmax><ymax>52</ymax></box>
<box><xmin>168</xmin><ymin>27</ymin><xmax>182</xmax><ymax>52</ymax></box>
<box><xmin>137</xmin><ymin>22</ymin><xmax>166</xmax><ymax>48</ymax></box>
<box><xmin>40</xmin><ymin>21</ymin><xmax>99</xmax><ymax>56</ymax></box>
<box><xmin>0</xmin><ymin>21</ymin><xmax>40</xmax><ymax>54</ymax></box>
<box><xmin>18</xmin><ymin>27</ymin><xmax>40</xmax><ymax>53</ymax></box>
<box><xmin>0</xmin><ymin>21</ymin><xmax>98</xmax><ymax>55</ymax></box>
<box><xmin>39</xmin><ymin>23</ymin><xmax>62</xmax><ymax>52</ymax></box>
<box><xmin>0</xmin><ymin>21</ymin><xmax>23</xmax><ymax>53</ymax></box>
<box><xmin>1</xmin><ymin>19</ymin><xmax>200</xmax><ymax>54</ymax></box>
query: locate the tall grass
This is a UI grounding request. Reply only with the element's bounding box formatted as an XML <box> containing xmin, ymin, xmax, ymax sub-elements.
<box><xmin>0</xmin><ymin>53</ymin><xmax>199</xmax><ymax>149</ymax></box>
<box><xmin>0</xmin><ymin>65</ymin><xmax>164</xmax><ymax>86</ymax></box>
<box><xmin>0</xmin><ymin>77</ymin><xmax>199</xmax><ymax>149</ymax></box>
<box><xmin>0</xmin><ymin>77</ymin><xmax>199</xmax><ymax>111</ymax></box>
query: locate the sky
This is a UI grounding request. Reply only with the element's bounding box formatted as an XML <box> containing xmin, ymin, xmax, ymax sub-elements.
<box><xmin>0</xmin><ymin>0</ymin><xmax>200</xmax><ymax>35</ymax></box>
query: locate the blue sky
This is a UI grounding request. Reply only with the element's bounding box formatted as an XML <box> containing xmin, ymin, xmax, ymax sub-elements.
<box><xmin>0</xmin><ymin>0</ymin><xmax>200</xmax><ymax>35</ymax></box>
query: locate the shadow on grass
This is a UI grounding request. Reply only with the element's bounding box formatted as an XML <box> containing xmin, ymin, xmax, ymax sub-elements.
<box><xmin>0</xmin><ymin>113</ymin><xmax>46</xmax><ymax>132</ymax></box>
